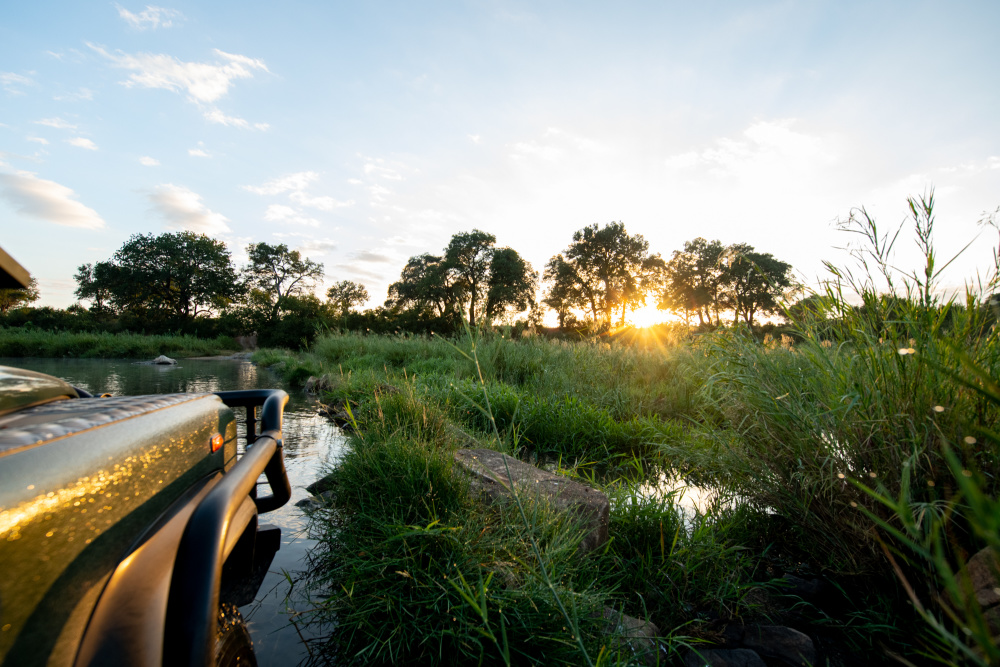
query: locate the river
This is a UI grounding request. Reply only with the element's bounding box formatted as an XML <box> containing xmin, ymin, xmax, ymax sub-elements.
<box><xmin>0</xmin><ymin>357</ymin><xmax>342</xmax><ymax>666</ymax></box>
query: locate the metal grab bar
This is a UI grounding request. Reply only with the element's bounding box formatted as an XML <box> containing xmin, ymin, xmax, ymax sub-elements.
<box><xmin>163</xmin><ymin>436</ymin><xmax>277</xmax><ymax>666</ymax></box>
<box><xmin>215</xmin><ymin>389</ymin><xmax>292</xmax><ymax>513</ymax></box>
<box><xmin>162</xmin><ymin>389</ymin><xmax>291</xmax><ymax>666</ymax></box>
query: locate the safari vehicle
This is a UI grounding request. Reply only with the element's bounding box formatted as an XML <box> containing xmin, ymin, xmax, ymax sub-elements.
<box><xmin>0</xmin><ymin>247</ymin><xmax>291</xmax><ymax>667</ymax></box>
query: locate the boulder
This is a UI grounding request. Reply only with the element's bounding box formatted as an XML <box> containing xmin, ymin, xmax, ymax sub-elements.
<box><xmin>453</xmin><ymin>448</ymin><xmax>609</xmax><ymax>553</ymax></box>
<box><xmin>967</xmin><ymin>547</ymin><xmax>1000</xmax><ymax>610</ymax></box>
<box><xmin>685</xmin><ymin>648</ymin><xmax>766</xmax><ymax>667</ymax></box>
<box><xmin>741</xmin><ymin>625</ymin><xmax>815</xmax><ymax>667</ymax></box>
<box><xmin>306</xmin><ymin>473</ymin><xmax>337</xmax><ymax>496</ymax></box>
<box><xmin>599</xmin><ymin>608</ymin><xmax>665</xmax><ymax>667</ymax></box>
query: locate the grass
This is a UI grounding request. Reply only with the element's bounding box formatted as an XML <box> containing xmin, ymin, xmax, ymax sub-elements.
<box><xmin>0</xmin><ymin>327</ymin><xmax>239</xmax><ymax>358</ymax></box>
<box><xmin>264</xmin><ymin>193</ymin><xmax>999</xmax><ymax>665</ymax></box>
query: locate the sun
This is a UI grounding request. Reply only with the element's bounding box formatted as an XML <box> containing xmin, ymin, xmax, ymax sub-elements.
<box><xmin>628</xmin><ymin>303</ymin><xmax>669</xmax><ymax>328</ymax></box>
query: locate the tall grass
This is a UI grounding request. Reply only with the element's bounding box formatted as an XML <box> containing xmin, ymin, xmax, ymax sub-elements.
<box><xmin>690</xmin><ymin>193</ymin><xmax>999</xmax><ymax>576</ymax></box>
<box><xmin>0</xmin><ymin>327</ymin><xmax>238</xmax><ymax>358</ymax></box>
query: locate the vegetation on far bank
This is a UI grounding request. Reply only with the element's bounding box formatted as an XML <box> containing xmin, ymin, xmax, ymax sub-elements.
<box><xmin>0</xmin><ymin>328</ymin><xmax>238</xmax><ymax>359</ymax></box>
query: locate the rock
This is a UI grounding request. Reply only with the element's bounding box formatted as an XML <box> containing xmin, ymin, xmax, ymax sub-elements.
<box><xmin>777</xmin><ymin>574</ymin><xmax>825</xmax><ymax>601</ymax></box>
<box><xmin>966</xmin><ymin>547</ymin><xmax>1000</xmax><ymax>610</ymax></box>
<box><xmin>741</xmin><ymin>625</ymin><xmax>815</xmax><ymax>667</ymax></box>
<box><xmin>453</xmin><ymin>448</ymin><xmax>610</xmax><ymax>553</ymax></box>
<box><xmin>306</xmin><ymin>473</ymin><xmax>337</xmax><ymax>496</ymax></box>
<box><xmin>295</xmin><ymin>496</ymin><xmax>322</xmax><ymax>511</ymax></box>
<box><xmin>152</xmin><ymin>355</ymin><xmax>176</xmax><ymax>365</ymax></box>
<box><xmin>600</xmin><ymin>607</ymin><xmax>666</xmax><ymax>667</ymax></box>
<box><xmin>685</xmin><ymin>648</ymin><xmax>766</xmax><ymax>667</ymax></box>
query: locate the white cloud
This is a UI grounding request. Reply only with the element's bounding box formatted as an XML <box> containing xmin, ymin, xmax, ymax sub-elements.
<box><xmin>147</xmin><ymin>184</ymin><xmax>230</xmax><ymax>234</ymax></box>
<box><xmin>347</xmin><ymin>178</ymin><xmax>363</xmax><ymax>185</ymax></box>
<box><xmin>34</xmin><ymin>117</ymin><xmax>76</xmax><ymax>130</ymax></box>
<box><xmin>263</xmin><ymin>204</ymin><xmax>319</xmax><ymax>226</ymax></box>
<box><xmin>139</xmin><ymin>156</ymin><xmax>159</xmax><ymax>166</ymax></box>
<box><xmin>54</xmin><ymin>88</ymin><xmax>94</xmax><ymax>102</ymax></box>
<box><xmin>67</xmin><ymin>137</ymin><xmax>97</xmax><ymax>150</ymax></box>
<box><xmin>88</xmin><ymin>44</ymin><xmax>267</xmax><ymax>127</ymax></box>
<box><xmin>0</xmin><ymin>170</ymin><xmax>105</xmax><ymax>229</ymax></box>
<box><xmin>244</xmin><ymin>171</ymin><xmax>318</xmax><ymax>195</ymax></box>
<box><xmin>363</xmin><ymin>162</ymin><xmax>403</xmax><ymax>180</ymax></box>
<box><xmin>663</xmin><ymin>119</ymin><xmax>837</xmax><ymax>175</ymax></box>
<box><xmin>289</xmin><ymin>237</ymin><xmax>337</xmax><ymax>255</ymax></box>
<box><xmin>26</xmin><ymin>137</ymin><xmax>49</xmax><ymax>145</ymax></box>
<box><xmin>468</xmin><ymin>134</ymin><xmax>482</xmax><ymax>144</ymax></box>
<box><xmin>353</xmin><ymin>250</ymin><xmax>393</xmax><ymax>264</ymax></box>
<box><xmin>116</xmin><ymin>4</ymin><xmax>184</xmax><ymax>30</ymax></box>
<box><xmin>188</xmin><ymin>148</ymin><xmax>209</xmax><ymax>157</ymax></box>
<box><xmin>289</xmin><ymin>191</ymin><xmax>354</xmax><ymax>210</ymax></box>
<box><xmin>1</xmin><ymin>72</ymin><xmax>33</xmax><ymax>95</ymax></box>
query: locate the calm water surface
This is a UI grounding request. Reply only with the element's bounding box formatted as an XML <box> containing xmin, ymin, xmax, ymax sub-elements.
<box><xmin>0</xmin><ymin>357</ymin><xmax>344</xmax><ymax>666</ymax></box>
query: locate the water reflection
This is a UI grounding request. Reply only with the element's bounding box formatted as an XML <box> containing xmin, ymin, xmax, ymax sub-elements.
<box><xmin>0</xmin><ymin>357</ymin><xmax>344</xmax><ymax>666</ymax></box>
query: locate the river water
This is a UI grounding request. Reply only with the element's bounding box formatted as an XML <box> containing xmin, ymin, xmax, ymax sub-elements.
<box><xmin>0</xmin><ymin>357</ymin><xmax>343</xmax><ymax>666</ymax></box>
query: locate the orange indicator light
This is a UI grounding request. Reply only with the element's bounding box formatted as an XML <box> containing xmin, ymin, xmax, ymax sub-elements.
<box><xmin>210</xmin><ymin>434</ymin><xmax>224</xmax><ymax>453</ymax></box>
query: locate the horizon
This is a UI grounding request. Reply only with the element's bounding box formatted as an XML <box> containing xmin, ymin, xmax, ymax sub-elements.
<box><xmin>3</xmin><ymin>1</ymin><xmax>999</xmax><ymax>323</ymax></box>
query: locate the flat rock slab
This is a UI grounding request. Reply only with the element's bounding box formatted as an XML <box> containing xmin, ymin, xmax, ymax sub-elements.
<box><xmin>741</xmin><ymin>625</ymin><xmax>815</xmax><ymax>667</ymax></box>
<box><xmin>453</xmin><ymin>448</ymin><xmax>609</xmax><ymax>553</ymax></box>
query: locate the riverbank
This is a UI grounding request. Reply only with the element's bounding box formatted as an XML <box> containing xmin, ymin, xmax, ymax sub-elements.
<box><xmin>258</xmin><ymin>307</ymin><xmax>1000</xmax><ymax>665</ymax></box>
<box><xmin>0</xmin><ymin>327</ymin><xmax>239</xmax><ymax>359</ymax></box>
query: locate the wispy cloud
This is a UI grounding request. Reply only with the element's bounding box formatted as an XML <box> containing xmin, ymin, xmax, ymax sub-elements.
<box><xmin>295</xmin><ymin>238</ymin><xmax>338</xmax><ymax>255</ymax></box>
<box><xmin>147</xmin><ymin>184</ymin><xmax>230</xmax><ymax>234</ymax></box>
<box><xmin>0</xmin><ymin>72</ymin><xmax>33</xmax><ymax>95</ymax></box>
<box><xmin>54</xmin><ymin>88</ymin><xmax>94</xmax><ymax>102</ymax></box>
<box><xmin>290</xmin><ymin>191</ymin><xmax>354</xmax><ymax>210</ymax></box>
<box><xmin>89</xmin><ymin>44</ymin><xmax>268</xmax><ymax>128</ymax></box>
<box><xmin>116</xmin><ymin>4</ymin><xmax>184</xmax><ymax>30</ymax></box>
<box><xmin>33</xmin><ymin>117</ymin><xmax>76</xmax><ymax>130</ymax></box>
<box><xmin>263</xmin><ymin>204</ymin><xmax>319</xmax><ymax>226</ymax></box>
<box><xmin>89</xmin><ymin>44</ymin><xmax>267</xmax><ymax>103</ymax></box>
<box><xmin>203</xmin><ymin>108</ymin><xmax>269</xmax><ymax>130</ymax></box>
<box><xmin>352</xmin><ymin>250</ymin><xmax>393</xmax><ymax>264</ymax></box>
<box><xmin>139</xmin><ymin>155</ymin><xmax>159</xmax><ymax>166</ymax></box>
<box><xmin>26</xmin><ymin>137</ymin><xmax>49</xmax><ymax>145</ymax></box>
<box><xmin>67</xmin><ymin>137</ymin><xmax>97</xmax><ymax>150</ymax></box>
<box><xmin>188</xmin><ymin>148</ymin><xmax>209</xmax><ymax>157</ymax></box>
<box><xmin>0</xmin><ymin>170</ymin><xmax>105</xmax><ymax>229</ymax></box>
<box><xmin>244</xmin><ymin>171</ymin><xmax>318</xmax><ymax>195</ymax></box>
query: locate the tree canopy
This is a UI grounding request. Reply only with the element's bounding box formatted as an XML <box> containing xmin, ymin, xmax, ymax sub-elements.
<box><xmin>73</xmin><ymin>232</ymin><xmax>239</xmax><ymax>320</ymax></box>
<box><xmin>658</xmin><ymin>238</ymin><xmax>794</xmax><ymax>327</ymax></box>
<box><xmin>244</xmin><ymin>242</ymin><xmax>324</xmax><ymax>322</ymax></box>
<box><xmin>0</xmin><ymin>277</ymin><xmax>39</xmax><ymax>314</ymax></box>
<box><xmin>387</xmin><ymin>230</ymin><xmax>536</xmax><ymax>327</ymax></box>
<box><xmin>544</xmin><ymin>222</ymin><xmax>663</xmax><ymax>328</ymax></box>
<box><xmin>326</xmin><ymin>280</ymin><xmax>370</xmax><ymax>317</ymax></box>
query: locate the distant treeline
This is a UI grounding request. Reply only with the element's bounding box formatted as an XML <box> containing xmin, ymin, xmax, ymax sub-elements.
<box><xmin>3</xmin><ymin>220</ymin><xmax>994</xmax><ymax>348</ymax></box>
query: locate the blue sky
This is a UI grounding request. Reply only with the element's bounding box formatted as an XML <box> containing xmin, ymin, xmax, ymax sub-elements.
<box><xmin>2</xmin><ymin>1</ymin><xmax>999</xmax><ymax>318</ymax></box>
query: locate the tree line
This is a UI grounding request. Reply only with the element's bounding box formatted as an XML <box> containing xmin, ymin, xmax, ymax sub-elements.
<box><xmin>3</xmin><ymin>223</ymin><xmax>799</xmax><ymax>346</ymax></box>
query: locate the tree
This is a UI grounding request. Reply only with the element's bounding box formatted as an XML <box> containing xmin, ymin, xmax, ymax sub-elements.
<box><xmin>387</xmin><ymin>232</ymin><xmax>536</xmax><ymax>327</ymax></box>
<box><xmin>73</xmin><ymin>232</ymin><xmax>240</xmax><ymax>319</ymax></box>
<box><xmin>542</xmin><ymin>255</ymin><xmax>587</xmax><ymax>329</ymax></box>
<box><xmin>0</xmin><ymin>276</ymin><xmax>39</xmax><ymax>313</ymax></box>
<box><xmin>544</xmin><ymin>222</ymin><xmax>661</xmax><ymax>328</ymax></box>
<box><xmin>386</xmin><ymin>253</ymin><xmax>463</xmax><ymax>320</ymax></box>
<box><xmin>444</xmin><ymin>230</ymin><xmax>496</xmax><ymax>327</ymax></box>
<box><xmin>73</xmin><ymin>263</ymin><xmax>114</xmax><ymax>311</ymax></box>
<box><xmin>723</xmin><ymin>245</ymin><xmax>794</xmax><ymax>327</ymax></box>
<box><xmin>244</xmin><ymin>243</ymin><xmax>324</xmax><ymax>322</ymax></box>
<box><xmin>659</xmin><ymin>238</ymin><xmax>727</xmax><ymax>326</ymax></box>
<box><xmin>326</xmin><ymin>280</ymin><xmax>370</xmax><ymax>317</ymax></box>
<box><xmin>484</xmin><ymin>247</ymin><xmax>538</xmax><ymax>322</ymax></box>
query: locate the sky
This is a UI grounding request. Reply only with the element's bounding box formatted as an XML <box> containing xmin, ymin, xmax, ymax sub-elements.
<box><xmin>2</xmin><ymin>1</ymin><xmax>999</xmax><ymax>322</ymax></box>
